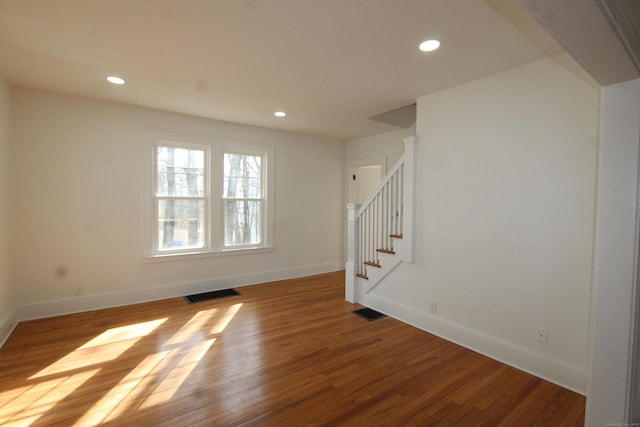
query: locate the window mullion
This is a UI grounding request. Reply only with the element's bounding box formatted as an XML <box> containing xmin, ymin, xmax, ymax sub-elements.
<box><xmin>210</xmin><ymin>145</ymin><xmax>223</xmax><ymax>251</ymax></box>
<box><xmin>146</xmin><ymin>134</ymin><xmax>271</xmax><ymax>258</ymax></box>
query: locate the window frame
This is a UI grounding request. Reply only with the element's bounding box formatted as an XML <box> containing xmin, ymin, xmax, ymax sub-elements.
<box><xmin>152</xmin><ymin>140</ymin><xmax>210</xmax><ymax>255</ymax></box>
<box><xmin>221</xmin><ymin>148</ymin><xmax>267</xmax><ymax>249</ymax></box>
<box><xmin>143</xmin><ymin>132</ymin><xmax>274</xmax><ymax>261</ymax></box>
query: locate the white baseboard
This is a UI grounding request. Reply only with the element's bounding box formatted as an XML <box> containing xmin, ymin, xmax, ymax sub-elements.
<box><xmin>15</xmin><ymin>262</ymin><xmax>343</xmax><ymax>322</ymax></box>
<box><xmin>361</xmin><ymin>292</ymin><xmax>586</xmax><ymax>395</ymax></box>
<box><xmin>0</xmin><ymin>309</ymin><xmax>17</xmax><ymax>349</ymax></box>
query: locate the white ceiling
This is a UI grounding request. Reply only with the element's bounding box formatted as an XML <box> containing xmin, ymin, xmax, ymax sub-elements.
<box><xmin>0</xmin><ymin>0</ymin><xmax>570</xmax><ymax>139</ymax></box>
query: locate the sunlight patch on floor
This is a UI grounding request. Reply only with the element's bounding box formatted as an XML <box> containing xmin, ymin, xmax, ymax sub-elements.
<box><xmin>78</xmin><ymin>319</ymin><xmax>168</xmax><ymax>350</ymax></box>
<box><xmin>30</xmin><ymin>318</ymin><xmax>167</xmax><ymax>379</ymax></box>
<box><xmin>140</xmin><ymin>338</ymin><xmax>216</xmax><ymax>408</ymax></box>
<box><xmin>210</xmin><ymin>303</ymin><xmax>243</xmax><ymax>334</ymax></box>
<box><xmin>0</xmin><ymin>370</ymin><xmax>99</xmax><ymax>427</ymax></box>
<box><xmin>73</xmin><ymin>351</ymin><xmax>172</xmax><ymax>426</ymax></box>
<box><xmin>2</xmin><ymin>302</ymin><xmax>244</xmax><ymax>426</ymax></box>
<box><xmin>165</xmin><ymin>308</ymin><xmax>218</xmax><ymax>345</ymax></box>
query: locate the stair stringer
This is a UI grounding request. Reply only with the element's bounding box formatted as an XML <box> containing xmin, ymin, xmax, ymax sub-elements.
<box><xmin>358</xmin><ymin>236</ymin><xmax>406</xmax><ymax>296</ymax></box>
<box><xmin>346</xmin><ymin>136</ymin><xmax>418</xmax><ymax>304</ymax></box>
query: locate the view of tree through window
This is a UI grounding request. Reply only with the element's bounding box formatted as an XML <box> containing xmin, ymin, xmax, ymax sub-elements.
<box><xmin>156</xmin><ymin>146</ymin><xmax>206</xmax><ymax>251</ymax></box>
<box><xmin>148</xmin><ymin>137</ymin><xmax>270</xmax><ymax>257</ymax></box>
<box><xmin>223</xmin><ymin>153</ymin><xmax>263</xmax><ymax>246</ymax></box>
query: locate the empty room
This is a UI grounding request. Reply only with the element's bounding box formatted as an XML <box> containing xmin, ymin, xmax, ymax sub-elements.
<box><xmin>1</xmin><ymin>0</ymin><xmax>639</xmax><ymax>426</ymax></box>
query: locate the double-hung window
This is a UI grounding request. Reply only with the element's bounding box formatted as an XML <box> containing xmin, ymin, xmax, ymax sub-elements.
<box><xmin>146</xmin><ymin>133</ymin><xmax>272</xmax><ymax>259</ymax></box>
<box><xmin>223</xmin><ymin>152</ymin><xmax>264</xmax><ymax>247</ymax></box>
<box><xmin>154</xmin><ymin>143</ymin><xmax>208</xmax><ymax>253</ymax></box>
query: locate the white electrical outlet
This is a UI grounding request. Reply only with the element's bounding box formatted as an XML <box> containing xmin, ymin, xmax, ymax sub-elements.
<box><xmin>428</xmin><ymin>300</ymin><xmax>437</xmax><ymax>314</ymax></box>
<box><xmin>536</xmin><ymin>327</ymin><xmax>548</xmax><ymax>344</ymax></box>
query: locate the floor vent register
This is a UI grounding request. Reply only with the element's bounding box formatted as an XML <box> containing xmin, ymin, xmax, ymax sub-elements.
<box><xmin>184</xmin><ymin>288</ymin><xmax>240</xmax><ymax>304</ymax></box>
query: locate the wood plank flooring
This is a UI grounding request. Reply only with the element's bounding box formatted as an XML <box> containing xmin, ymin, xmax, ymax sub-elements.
<box><xmin>0</xmin><ymin>271</ymin><xmax>585</xmax><ymax>426</ymax></box>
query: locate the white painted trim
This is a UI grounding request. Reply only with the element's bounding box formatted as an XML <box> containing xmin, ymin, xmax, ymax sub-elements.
<box><xmin>142</xmin><ymin>129</ymin><xmax>275</xmax><ymax>258</ymax></box>
<box><xmin>0</xmin><ymin>309</ymin><xmax>17</xmax><ymax>349</ymax></box>
<box><xmin>141</xmin><ymin>246</ymin><xmax>275</xmax><ymax>263</ymax></box>
<box><xmin>345</xmin><ymin>203</ymin><xmax>360</xmax><ymax>303</ymax></box>
<box><xmin>345</xmin><ymin>156</ymin><xmax>388</xmax><ymax>173</ymax></box>
<box><xmin>361</xmin><ymin>292</ymin><xmax>587</xmax><ymax>395</ymax></box>
<box><xmin>359</xmin><ymin>241</ymin><xmax>405</xmax><ymax>294</ymax></box>
<box><xmin>14</xmin><ymin>262</ymin><xmax>343</xmax><ymax>322</ymax></box>
<box><xmin>344</xmin><ymin>156</ymin><xmax>387</xmax><ymax>207</ymax></box>
<box><xmin>586</xmin><ymin>79</ymin><xmax>640</xmax><ymax>426</ymax></box>
<box><xmin>401</xmin><ymin>136</ymin><xmax>417</xmax><ymax>264</ymax></box>
<box><xmin>628</xmin><ymin>123</ymin><xmax>640</xmax><ymax>424</ymax></box>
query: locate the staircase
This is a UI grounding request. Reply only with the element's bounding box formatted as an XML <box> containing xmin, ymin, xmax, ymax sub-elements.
<box><xmin>345</xmin><ymin>136</ymin><xmax>417</xmax><ymax>303</ymax></box>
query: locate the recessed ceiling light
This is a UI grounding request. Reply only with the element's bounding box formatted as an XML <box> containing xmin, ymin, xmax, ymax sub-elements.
<box><xmin>107</xmin><ymin>76</ymin><xmax>125</xmax><ymax>85</ymax></box>
<box><xmin>274</xmin><ymin>111</ymin><xmax>286</xmax><ymax>117</ymax></box>
<box><xmin>419</xmin><ymin>39</ymin><xmax>440</xmax><ymax>52</ymax></box>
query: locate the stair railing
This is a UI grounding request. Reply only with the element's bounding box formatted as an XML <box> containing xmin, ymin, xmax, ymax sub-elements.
<box><xmin>346</xmin><ymin>136</ymin><xmax>417</xmax><ymax>303</ymax></box>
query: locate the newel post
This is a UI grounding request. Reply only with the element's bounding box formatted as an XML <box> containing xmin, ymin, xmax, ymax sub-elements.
<box><xmin>402</xmin><ymin>136</ymin><xmax>418</xmax><ymax>263</ymax></box>
<box><xmin>345</xmin><ymin>203</ymin><xmax>360</xmax><ymax>303</ymax></box>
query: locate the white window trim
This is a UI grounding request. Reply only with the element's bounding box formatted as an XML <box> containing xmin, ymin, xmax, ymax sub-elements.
<box><xmin>142</xmin><ymin>131</ymin><xmax>274</xmax><ymax>261</ymax></box>
<box><xmin>152</xmin><ymin>139</ymin><xmax>210</xmax><ymax>256</ymax></box>
<box><xmin>221</xmin><ymin>145</ymin><xmax>270</xmax><ymax>250</ymax></box>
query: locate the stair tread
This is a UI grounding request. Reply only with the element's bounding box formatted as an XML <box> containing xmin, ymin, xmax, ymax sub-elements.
<box><xmin>356</xmin><ymin>273</ymin><xmax>369</xmax><ymax>280</ymax></box>
<box><xmin>376</xmin><ymin>248</ymin><xmax>396</xmax><ymax>254</ymax></box>
<box><xmin>389</xmin><ymin>234</ymin><xmax>403</xmax><ymax>239</ymax></box>
<box><xmin>363</xmin><ymin>261</ymin><xmax>381</xmax><ymax>268</ymax></box>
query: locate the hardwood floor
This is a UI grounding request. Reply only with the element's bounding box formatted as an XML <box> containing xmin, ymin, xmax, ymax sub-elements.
<box><xmin>0</xmin><ymin>271</ymin><xmax>585</xmax><ymax>426</ymax></box>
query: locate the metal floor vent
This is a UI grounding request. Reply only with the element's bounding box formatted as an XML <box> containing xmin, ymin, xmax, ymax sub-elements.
<box><xmin>352</xmin><ymin>307</ymin><xmax>386</xmax><ymax>321</ymax></box>
<box><xmin>184</xmin><ymin>288</ymin><xmax>240</xmax><ymax>304</ymax></box>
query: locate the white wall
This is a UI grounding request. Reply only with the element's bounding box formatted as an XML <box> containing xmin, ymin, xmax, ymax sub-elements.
<box><xmin>362</xmin><ymin>56</ymin><xmax>599</xmax><ymax>393</ymax></box>
<box><xmin>345</xmin><ymin>125</ymin><xmax>414</xmax><ymax>167</ymax></box>
<box><xmin>0</xmin><ymin>77</ymin><xmax>14</xmax><ymax>345</ymax></box>
<box><xmin>10</xmin><ymin>88</ymin><xmax>345</xmax><ymax>319</ymax></box>
<box><xmin>586</xmin><ymin>79</ymin><xmax>640</xmax><ymax>427</ymax></box>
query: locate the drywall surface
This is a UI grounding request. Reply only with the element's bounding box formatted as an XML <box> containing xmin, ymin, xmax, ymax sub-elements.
<box><xmin>10</xmin><ymin>88</ymin><xmax>345</xmax><ymax>318</ymax></box>
<box><xmin>586</xmin><ymin>79</ymin><xmax>640</xmax><ymax>427</ymax></box>
<box><xmin>345</xmin><ymin>125</ymin><xmax>414</xmax><ymax>167</ymax></box>
<box><xmin>0</xmin><ymin>77</ymin><xmax>14</xmax><ymax>345</ymax></box>
<box><xmin>364</xmin><ymin>56</ymin><xmax>599</xmax><ymax>392</ymax></box>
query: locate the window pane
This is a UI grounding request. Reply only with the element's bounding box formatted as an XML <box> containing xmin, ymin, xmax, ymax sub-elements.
<box><xmin>223</xmin><ymin>153</ymin><xmax>261</xmax><ymax>199</ymax></box>
<box><xmin>224</xmin><ymin>200</ymin><xmax>261</xmax><ymax>246</ymax></box>
<box><xmin>157</xmin><ymin>146</ymin><xmax>205</xmax><ymax>197</ymax></box>
<box><xmin>158</xmin><ymin>199</ymin><xmax>205</xmax><ymax>251</ymax></box>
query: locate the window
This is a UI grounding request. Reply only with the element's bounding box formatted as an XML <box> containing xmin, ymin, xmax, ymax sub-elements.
<box><xmin>154</xmin><ymin>144</ymin><xmax>207</xmax><ymax>253</ymax></box>
<box><xmin>145</xmin><ymin>133</ymin><xmax>273</xmax><ymax>259</ymax></box>
<box><xmin>223</xmin><ymin>152</ymin><xmax>264</xmax><ymax>247</ymax></box>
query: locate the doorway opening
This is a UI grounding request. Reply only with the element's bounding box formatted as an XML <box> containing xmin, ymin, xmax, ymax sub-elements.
<box><xmin>346</xmin><ymin>157</ymin><xmax>386</xmax><ymax>205</ymax></box>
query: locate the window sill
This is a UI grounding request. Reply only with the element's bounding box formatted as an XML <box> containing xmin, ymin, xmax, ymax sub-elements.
<box><xmin>141</xmin><ymin>246</ymin><xmax>275</xmax><ymax>263</ymax></box>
